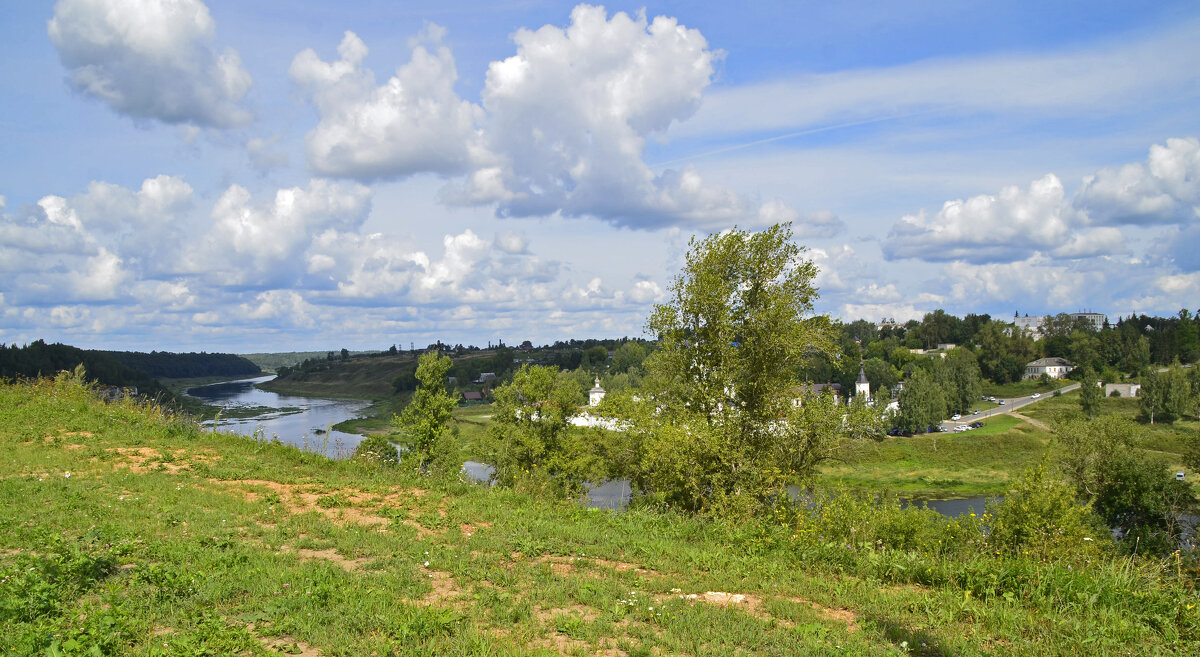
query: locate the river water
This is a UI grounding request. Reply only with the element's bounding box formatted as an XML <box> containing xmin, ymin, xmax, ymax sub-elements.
<box><xmin>187</xmin><ymin>375</ymin><xmax>371</xmax><ymax>458</ymax></box>
<box><xmin>191</xmin><ymin>379</ymin><xmax>991</xmax><ymax>516</ymax></box>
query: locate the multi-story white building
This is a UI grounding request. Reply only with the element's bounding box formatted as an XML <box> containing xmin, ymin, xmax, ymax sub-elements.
<box><xmin>1069</xmin><ymin>312</ymin><xmax>1106</xmax><ymax>331</ymax></box>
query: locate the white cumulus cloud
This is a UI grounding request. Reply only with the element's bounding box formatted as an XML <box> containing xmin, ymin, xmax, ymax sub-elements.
<box><xmin>290</xmin><ymin>28</ymin><xmax>483</xmax><ymax>180</ymax></box>
<box><xmin>884</xmin><ymin>174</ymin><xmax>1122</xmax><ymax>263</ymax></box>
<box><xmin>196</xmin><ymin>179</ymin><xmax>371</xmax><ymax>286</ymax></box>
<box><xmin>1075</xmin><ymin>137</ymin><xmax>1200</xmax><ymax>226</ymax></box>
<box><xmin>48</xmin><ymin>0</ymin><xmax>252</xmax><ymax>127</ymax></box>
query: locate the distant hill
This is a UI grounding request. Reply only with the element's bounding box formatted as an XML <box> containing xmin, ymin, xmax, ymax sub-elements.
<box><xmin>240</xmin><ymin>350</ymin><xmax>380</xmax><ymax>373</ymax></box>
<box><xmin>105</xmin><ymin>350</ymin><xmax>260</xmax><ymax>379</ymax></box>
<box><xmin>261</xmin><ymin>348</ymin><xmax>518</xmax><ymax>399</ymax></box>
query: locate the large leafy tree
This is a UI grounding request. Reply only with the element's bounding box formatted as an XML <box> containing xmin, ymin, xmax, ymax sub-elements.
<box><xmin>484</xmin><ymin>364</ymin><xmax>591</xmax><ymax>492</ymax></box>
<box><xmin>896</xmin><ymin>367</ymin><xmax>946</xmax><ymax>434</ymax></box>
<box><xmin>1057</xmin><ymin>416</ymin><xmax>1194</xmax><ymax>555</ymax></box>
<box><xmin>1078</xmin><ymin>367</ymin><xmax>1102</xmax><ymax>420</ymax></box>
<box><xmin>609</xmin><ymin>223</ymin><xmax>874</xmax><ymax>514</ymax></box>
<box><xmin>935</xmin><ymin>348</ymin><xmax>982</xmax><ymax>415</ymax></box>
<box><xmin>394</xmin><ymin>351</ymin><xmax>458</xmax><ymax>473</ymax></box>
<box><xmin>1139</xmin><ymin>365</ymin><xmax>1193</xmax><ymax>425</ymax></box>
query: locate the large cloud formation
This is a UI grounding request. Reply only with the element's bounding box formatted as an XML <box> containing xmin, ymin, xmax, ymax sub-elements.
<box><xmin>1074</xmin><ymin>136</ymin><xmax>1200</xmax><ymax>226</ymax></box>
<box><xmin>884</xmin><ymin>137</ymin><xmax>1200</xmax><ymax>266</ymax></box>
<box><xmin>48</xmin><ymin>0</ymin><xmax>252</xmax><ymax>127</ymax></box>
<box><xmin>289</xmin><ymin>25</ymin><xmax>483</xmax><ymax>180</ymax></box>
<box><xmin>292</xmin><ymin>6</ymin><xmax>820</xmax><ymax>232</ymax></box>
<box><xmin>883</xmin><ymin>174</ymin><xmax>1122</xmax><ymax>263</ymax></box>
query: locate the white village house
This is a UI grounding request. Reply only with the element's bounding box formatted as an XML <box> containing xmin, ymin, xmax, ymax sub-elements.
<box><xmin>1024</xmin><ymin>357</ymin><xmax>1073</xmax><ymax>380</ymax></box>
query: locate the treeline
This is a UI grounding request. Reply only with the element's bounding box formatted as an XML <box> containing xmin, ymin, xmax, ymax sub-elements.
<box><xmin>0</xmin><ymin>340</ymin><xmax>168</xmax><ymax>399</ymax></box>
<box><xmin>805</xmin><ymin>309</ymin><xmax>1200</xmax><ymax>395</ymax></box>
<box><xmin>105</xmin><ymin>350</ymin><xmax>260</xmax><ymax>379</ymax></box>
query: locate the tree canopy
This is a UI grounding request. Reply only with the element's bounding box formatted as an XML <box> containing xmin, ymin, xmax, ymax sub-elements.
<box><xmin>606</xmin><ymin>223</ymin><xmax>879</xmax><ymax>514</ymax></box>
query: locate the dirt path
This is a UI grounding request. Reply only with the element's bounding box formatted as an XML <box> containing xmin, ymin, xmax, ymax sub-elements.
<box><xmin>1009</xmin><ymin>411</ymin><xmax>1050</xmax><ymax>431</ymax></box>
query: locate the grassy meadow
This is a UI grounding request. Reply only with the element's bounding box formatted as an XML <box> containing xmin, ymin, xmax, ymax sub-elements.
<box><xmin>818</xmin><ymin>416</ymin><xmax>1049</xmax><ymax>497</ymax></box>
<box><xmin>4</xmin><ymin>374</ymin><xmax>1199</xmax><ymax>655</ymax></box>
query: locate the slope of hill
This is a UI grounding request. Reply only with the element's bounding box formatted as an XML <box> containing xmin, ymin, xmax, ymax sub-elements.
<box><xmin>1</xmin><ymin>374</ymin><xmax>1194</xmax><ymax>655</ymax></box>
<box><xmin>261</xmin><ymin>350</ymin><xmax>514</xmax><ymax>400</ymax></box>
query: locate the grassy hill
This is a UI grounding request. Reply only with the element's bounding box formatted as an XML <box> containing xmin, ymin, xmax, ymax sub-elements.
<box><xmin>258</xmin><ymin>352</ymin><xmax>422</xmax><ymax>399</ymax></box>
<box><xmin>2</xmin><ymin>373</ymin><xmax>1197</xmax><ymax>655</ymax></box>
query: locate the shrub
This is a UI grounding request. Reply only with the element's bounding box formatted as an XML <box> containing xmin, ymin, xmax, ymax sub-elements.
<box><xmin>987</xmin><ymin>459</ymin><xmax>1107</xmax><ymax>561</ymax></box>
<box><xmin>353</xmin><ymin>435</ymin><xmax>400</xmax><ymax>466</ymax></box>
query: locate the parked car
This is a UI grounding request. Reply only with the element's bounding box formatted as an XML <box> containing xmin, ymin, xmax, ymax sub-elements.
<box><xmin>972</xmin><ymin>409</ymin><xmax>981</xmax><ymax>415</ymax></box>
<box><xmin>970</xmin><ymin>421</ymin><xmax>984</xmax><ymax>429</ymax></box>
<box><xmin>951</xmin><ymin>414</ymin><xmax>961</xmax><ymax>421</ymax></box>
<box><xmin>997</xmin><ymin>399</ymin><xmax>1006</xmax><ymax>405</ymax></box>
<box><xmin>987</xmin><ymin>396</ymin><xmax>997</xmax><ymax>402</ymax></box>
<box><xmin>954</xmin><ymin>425</ymin><xmax>969</xmax><ymax>432</ymax></box>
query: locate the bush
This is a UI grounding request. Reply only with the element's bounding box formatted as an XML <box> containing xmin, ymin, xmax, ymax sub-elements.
<box><xmin>353</xmin><ymin>435</ymin><xmax>400</xmax><ymax>466</ymax></box>
<box><xmin>987</xmin><ymin>460</ymin><xmax>1107</xmax><ymax>561</ymax></box>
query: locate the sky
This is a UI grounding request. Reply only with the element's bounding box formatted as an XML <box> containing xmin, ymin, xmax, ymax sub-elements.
<box><xmin>1</xmin><ymin>0</ymin><xmax>1199</xmax><ymax>353</ymax></box>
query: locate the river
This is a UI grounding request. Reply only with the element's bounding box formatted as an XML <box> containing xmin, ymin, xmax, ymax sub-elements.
<box><xmin>187</xmin><ymin>375</ymin><xmax>371</xmax><ymax>458</ymax></box>
<box><xmin>191</xmin><ymin>379</ymin><xmax>992</xmax><ymax>516</ymax></box>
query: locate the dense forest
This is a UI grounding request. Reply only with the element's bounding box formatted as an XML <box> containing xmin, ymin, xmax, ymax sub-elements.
<box><xmin>105</xmin><ymin>350</ymin><xmax>260</xmax><ymax>379</ymax></box>
<box><xmin>0</xmin><ymin>341</ymin><xmax>264</xmax><ymax>401</ymax></box>
<box><xmin>0</xmin><ymin>340</ymin><xmax>169</xmax><ymax>399</ymax></box>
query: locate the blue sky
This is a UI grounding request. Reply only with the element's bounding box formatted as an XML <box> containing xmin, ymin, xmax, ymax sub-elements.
<box><xmin>2</xmin><ymin>1</ymin><xmax>1199</xmax><ymax>352</ymax></box>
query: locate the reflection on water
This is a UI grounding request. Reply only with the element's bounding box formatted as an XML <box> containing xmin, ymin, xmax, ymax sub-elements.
<box><xmin>187</xmin><ymin>375</ymin><xmax>371</xmax><ymax>458</ymax></box>
<box><xmin>456</xmin><ymin>466</ymin><xmax>987</xmax><ymax>518</ymax></box>
<box><xmin>900</xmin><ymin>497</ymin><xmax>994</xmax><ymax>518</ymax></box>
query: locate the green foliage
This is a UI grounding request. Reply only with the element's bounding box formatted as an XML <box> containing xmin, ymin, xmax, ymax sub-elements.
<box><xmin>987</xmin><ymin>459</ymin><xmax>1107</xmax><ymax>560</ymax></box>
<box><xmin>1079</xmin><ymin>368</ymin><xmax>1102</xmax><ymax>419</ymax></box>
<box><xmin>861</xmin><ymin>356</ymin><xmax>899</xmax><ymax>398</ymax></box>
<box><xmin>606</xmin><ymin>223</ymin><xmax>888</xmax><ymax>516</ymax></box>
<box><xmin>1055</xmin><ymin>414</ymin><xmax>1196</xmax><ymax>556</ymax></box>
<box><xmin>1139</xmin><ymin>366</ymin><xmax>1194</xmax><ymax>424</ymax></box>
<box><xmin>896</xmin><ymin>367</ymin><xmax>946</xmax><ymax>434</ymax></box>
<box><xmin>483</xmin><ymin>364</ymin><xmax>591</xmax><ymax>492</ymax></box>
<box><xmin>1093</xmin><ymin>455</ymin><xmax>1194</xmax><ymax>555</ymax></box>
<box><xmin>394</xmin><ymin>351</ymin><xmax>458</xmax><ymax>474</ymax></box>
<box><xmin>353</xmin><ymin>435</ymin><xmax>400</xmax><ymax>466</ymax></box>
<box><xmin>936</xmin><ymin>348</ymin><xmax>983</xmax><ymax>415</ymax></box>
<box><xmin>610</xmin><ymin>341</ymin><xmax>648</xmax><ymax>374</ymax></box>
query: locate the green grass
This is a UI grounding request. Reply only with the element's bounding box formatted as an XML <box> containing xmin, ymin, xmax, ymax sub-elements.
<box><xmin>819</xmin><ymin>420</ymin><xmax>1051</xmax><ymax>497</ymax></box>
<box><xmin>1</xmin><ymin>375</ymin><xmax>1198</xmax><ymax>655</ymax></box>
<box><xmin>968</xmin><ymin>414</ymin><xmax>1023</xmax><ymax>436</ymax></box>
<box><xmin>1019</xmin><ymin>388</ymin><xmax>1200</xmax><ymax>479</ymax></box>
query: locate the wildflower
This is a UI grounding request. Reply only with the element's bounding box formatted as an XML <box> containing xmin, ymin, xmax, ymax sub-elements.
<box><xmin>424</xmin><ymin>561</ymin><xmax>430</xmax><ymax>567</ymax></box>
<box><xmin>64</xmin><ymin>472</ymin><xmax>71</xmax><ymax>478</ymax></box>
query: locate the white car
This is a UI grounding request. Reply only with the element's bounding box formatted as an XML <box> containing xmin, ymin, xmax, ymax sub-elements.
<box><xmin>951</xmin><ymin>414</ymin><xmax>961</xmax><ymax>421</ymax></box>
<box><xmin>955</xmin><ymin>425</ymin><xmax>969</xmax><ymax>432</ymax></box>
<box><xmin>1031</xmin><ymin>393</ymin><xmax>1041</xmax><ymax>399</ymax></box>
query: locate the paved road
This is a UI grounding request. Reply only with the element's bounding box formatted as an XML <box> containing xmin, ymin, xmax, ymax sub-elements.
<box><xmin>940</xmin><ymin>381</ymin><xmax>1082</xmax><ymax>431</ymax></box>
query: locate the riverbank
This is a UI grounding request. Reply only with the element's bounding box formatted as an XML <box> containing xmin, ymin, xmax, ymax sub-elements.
<box><xmin>4</xmin><ymin>374</ymin><xmax>1197</xmax><ymax>655</ymax></box>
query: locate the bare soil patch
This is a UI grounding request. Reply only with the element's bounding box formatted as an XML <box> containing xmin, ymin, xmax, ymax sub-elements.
<box><xmin>206</xmin><ymin>479</ymin><xmax>428</xmax><ymax>530</ymax></box>
<box><xmin>281</xmin><ymin>545</ymin><xmax>371</xmax><ymax>572</ymax></box>
<box><xmin>537</xmin><ymin>554</ymin><xmax>653</xmax><ymax>578</ymax></box>
<box><xmin>535</xmin><ymin>604</ymin><xmax>600</xmax><ymax>623</ymax></box>
<box><xmin>415</xmin><ymin>567</ymin><xmax>462</xmax><ymax>607</ymax></box>
<box><xmin>662</xmin><ymin>590</ymin><xmax>859</xmax><ymax>633</ymax></box>
<box><xmin>102</xmin><ymin>446</ymin><xmax>220</xmax><ymax>474</ymax></box>
<box><xmin>260</xmin><ymin>635</ymin><xmax>321</xmax><ymax>656</ymax></box>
